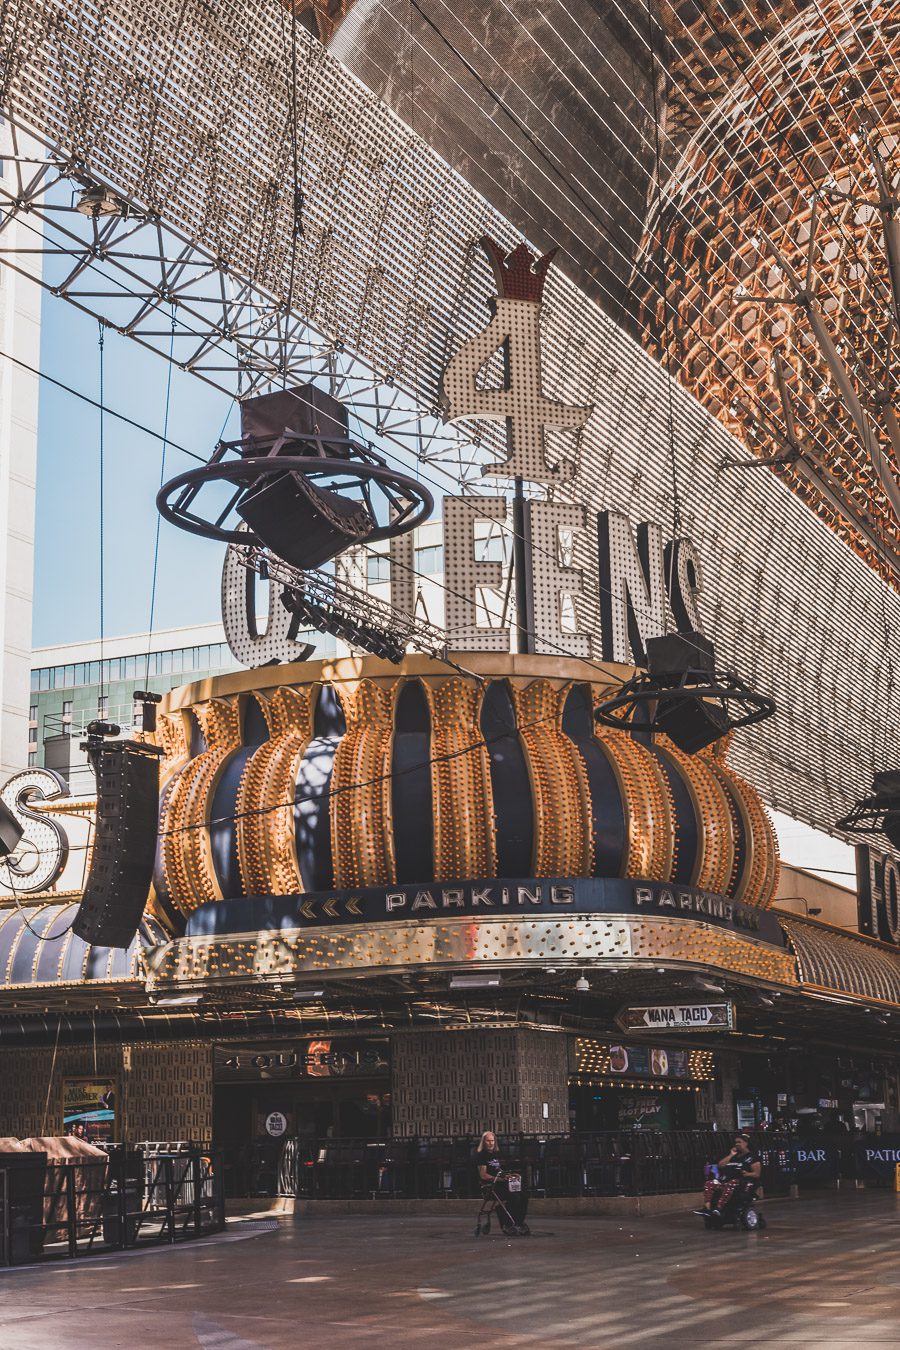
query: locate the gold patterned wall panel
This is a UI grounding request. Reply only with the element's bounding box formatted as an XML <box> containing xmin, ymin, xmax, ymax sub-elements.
<box><xmin>391</xmin><ymin>1029</ymin><xmax>569</xmax><ymax>1136</ymax></box>
<box><xmin>511</xmin><ymin>680</ymin><xmax>592</xmax><ymax>877</ymax></box>
<box><xmin>161</xmin><ymin>698</ymin><xmax>242</xmax><ymax>917</ymax></box>
<box><xmin>424</xmin><ymin>677</ymin><xmax>495</xmax><ymax>881</ymax></box>
<box><xmin>0</xmin><ymin>1042</ymin><xmax>213</xmax><ymax>1143</ymax></box>
<box><xmin>236</xmin><ymin>687</ymin><xmax>316</xmax><ymax>895</ymax></box>
<box><xmin>598</xmin><ymin>726</ymin><xmax>673</xmax><ymax>882</ymax></box>
<box><xmin>330</xmin><ymin>678</ymin><xmax>397</xmax><ymax>888</ymax></box>
<box><xmin>656</xmin><ymin>738</ymin><xmax>735</xmax><ymax>895</ymax></box>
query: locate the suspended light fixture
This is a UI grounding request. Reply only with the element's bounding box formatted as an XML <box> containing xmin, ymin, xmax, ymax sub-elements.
<box><xmin>74</xmin><ymin>183</ymin><xmax>131</xmax><ymax>218</ymax></box>
<box><xmin>836</xmin><ymin>771</ymin><xmax>900</xmax><ymax>849</ymax></box>
<box><xmin>594</xmin><ymin>632</ymin><xmax>776</xmax><ymax>754</ymax></box>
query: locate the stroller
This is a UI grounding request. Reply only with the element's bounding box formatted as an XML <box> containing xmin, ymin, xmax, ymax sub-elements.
<box><xmin>474</xmin><ymin>1171</ymin><xmax>530</xmax><ymax>1237</ymax></box>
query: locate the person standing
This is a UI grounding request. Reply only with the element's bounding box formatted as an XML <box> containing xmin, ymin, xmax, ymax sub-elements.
<box><xmin>475</xmin><ymin>1130</ymin><xmax>530</xmax><ymax>1235</ymax></box>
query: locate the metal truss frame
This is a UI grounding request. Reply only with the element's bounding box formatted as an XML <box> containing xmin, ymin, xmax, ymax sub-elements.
<box><xmin>0</xmin><ymin>127</ymin><xmax>498</xmax><ymax>490</ymax></box>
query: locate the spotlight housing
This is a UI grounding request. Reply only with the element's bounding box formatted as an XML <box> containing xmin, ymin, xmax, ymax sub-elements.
<box><xmin>594</xmin><ymin>632</ymin><xmax>776</xmax><ymax>754</ymax></box>
<box><xmin>836</xmin><ymin>770</ymin><xmax>900</xmax><ymax>849</ymax></box>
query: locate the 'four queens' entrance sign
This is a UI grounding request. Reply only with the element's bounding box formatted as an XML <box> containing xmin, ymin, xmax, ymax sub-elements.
<box><xmin>222</xmin><ymin>238</ymin><xmax>705</xmax><ymax>667</ymax></box>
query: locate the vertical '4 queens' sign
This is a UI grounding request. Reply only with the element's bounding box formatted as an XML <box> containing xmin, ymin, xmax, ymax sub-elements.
<box><xmin>439</xmin><ymin>238</ymin><xmax>593</xmax><ymax>482</ymax></box>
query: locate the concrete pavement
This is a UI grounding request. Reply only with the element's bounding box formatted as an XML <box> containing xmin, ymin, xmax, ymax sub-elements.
<box><xmin>1</xmin><ymin>1191</ymin><xmax>900</xmax><ymax>1348</ymax></box>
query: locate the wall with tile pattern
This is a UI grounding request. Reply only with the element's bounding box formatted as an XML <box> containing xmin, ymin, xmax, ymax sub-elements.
<box><xmin>391</xmin><ymin>1029</ymin><xmax>570</xmax><ymax>1135</ymax></box>
<box><xmin>0</xmin><ymin>1041</ymin><xmax>213</xmax><ymax>1142</ymax></box>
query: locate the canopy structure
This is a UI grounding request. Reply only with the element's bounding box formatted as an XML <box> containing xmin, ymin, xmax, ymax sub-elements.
<box><xmin>0</xmin><ymin>0</ymin><xmax>898</xmax><ymax>844</ymax></box>
<box><xmin>0</xmin><ymin>901</ymin><xmax>167</xmax><ymax>1007</ymax></box>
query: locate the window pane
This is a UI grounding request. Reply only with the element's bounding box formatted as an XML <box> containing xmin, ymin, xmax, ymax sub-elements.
<box><xmin>415</xmin><ymin>545</ymin><xmax>444</xmax><ymax>575</ymax></box>
<box><xmin>367</xmin><ymin>555</ymin><xmax>390</xmax><ymax>584</ymax></box>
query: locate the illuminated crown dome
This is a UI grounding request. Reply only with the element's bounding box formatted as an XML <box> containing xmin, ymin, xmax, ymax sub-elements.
<box><xmin>150</xmin><ymin>656</ymin><xmax>778</xmax><ymax>933</ymax></box>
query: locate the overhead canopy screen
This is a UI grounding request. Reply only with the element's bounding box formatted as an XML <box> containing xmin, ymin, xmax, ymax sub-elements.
<box><xmin>0</xmin><ymin>0</ymin><xmax>898</xmax><ymax>841</ymax></box>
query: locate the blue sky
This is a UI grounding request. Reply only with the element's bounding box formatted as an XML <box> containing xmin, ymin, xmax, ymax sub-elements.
<box><xmin>33</xmin><ymin>290</ymin><xmax>240</xmax><ymax>647</ymax></box>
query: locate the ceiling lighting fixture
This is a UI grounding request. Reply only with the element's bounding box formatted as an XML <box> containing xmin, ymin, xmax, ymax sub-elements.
<box><xmin>575</xmin><ymin>974</ymin><xmax>590</xmax><ymax>993</ymax></box>
<box><xmin>449</xmin><ymin>974</ymin><xmax>501</xmax><ymax>989</ymax></box>
<box><xmin>837</xmin><ymin>771</ymin><xmax>900</xmax><ymax>848</ymax></box>
<box><xmin>74</xmin><ymin>183</ymin><xmax>132</xmax><ymax>218</ymax></box>
<box><xmin>594</xmin><ymin>633</ymin><xmax>775</xmax><ymax>754</ymax></box>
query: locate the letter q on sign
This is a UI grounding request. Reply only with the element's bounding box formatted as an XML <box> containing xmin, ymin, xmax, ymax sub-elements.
<box><xmin>221</xmin><ymin>528</ymin><xmax>315</xmax><ymax>667</ymax></box>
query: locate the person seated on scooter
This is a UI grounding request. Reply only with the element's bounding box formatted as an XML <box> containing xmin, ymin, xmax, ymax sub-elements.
<box><xmin>694</xmin><ymin>1133</ymin><xmax>761</xmax><ymax>1218</ymax></box>
<box><xmin>476</xmin><ymin>1130</ymin><xmax>530</xmax><ymax>1235</ymax></box>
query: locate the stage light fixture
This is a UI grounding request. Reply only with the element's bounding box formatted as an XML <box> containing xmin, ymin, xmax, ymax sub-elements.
<box><xmin>836</xmin><ymin>770</ymin><xmax>900</xmax><ymax>848</ymax></box>
<box><xmin>74</xmin><ymin>184</ymin><xmax>130</xmax><ymax>218</ymax></box>
<box><xmin>157</xmin><ymin>383</ymin><xmax>432</xmax><ymax>574</ymax></box>
<box><xmin>133</xmin><ymin>689</ymin><xmax>162</xmax><ymax>734</ymax></box>
<box><xmin>594</xmin><ymin>631</ymin><xmax>776</xmax><ymax>754</ymax></box>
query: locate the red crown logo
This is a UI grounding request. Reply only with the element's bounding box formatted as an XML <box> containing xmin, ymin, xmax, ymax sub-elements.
<box><xmin>480</xmin><ymin>236</ymin><xmax>557</xmax><ymax>303</ymax></box>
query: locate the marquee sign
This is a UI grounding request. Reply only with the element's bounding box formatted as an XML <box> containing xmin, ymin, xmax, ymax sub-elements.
<box><xmin>616</xmin><ymin>1003</ymin><xmax>735</xmax><ymax>1033</ymax></box>
<box><xmin>185</xmin><ymin>876</ymin><xmax>786</xmax><ymax>946</ymax></box>
<box><xmin>856</xmin><ymin>842</ymin><xmax>900</xmax><ymax>945</ymax></box>
<box><xmin>439</xmin><ymin>239</ymin><xmax>592</xmax><ymax>483</ymax></box>
<box><xmin>219</xmin><ymin>238</ymin><xmax>707</xmax><ymax>669</ymax></box>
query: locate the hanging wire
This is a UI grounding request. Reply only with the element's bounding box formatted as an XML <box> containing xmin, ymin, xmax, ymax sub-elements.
<box><xmin>144</xmin><ymin>306</ymin><xmax>177</xmax><ymax>688</ymax></box>
<box><xmin>98</xmin><ymin>321</ymin><xmax>106</xmax><ymax>709</ymax></box>
<box><xmin>645</xmin><ymin>0</ymin><xmax>682</xmax><ymax>549</ymax></box>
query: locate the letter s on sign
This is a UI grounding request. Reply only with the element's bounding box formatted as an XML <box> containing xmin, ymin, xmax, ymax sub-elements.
<box><xmin>0</xmin><ymin>768</ymin><xmax>70</xmax><ymax>894</ymax></box>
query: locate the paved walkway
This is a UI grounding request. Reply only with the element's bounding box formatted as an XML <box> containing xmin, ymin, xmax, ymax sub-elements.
<box><xmin>2</xmin><ymin>1192</ymin><xmax>900</xmax><ymax>1348</ymax></box>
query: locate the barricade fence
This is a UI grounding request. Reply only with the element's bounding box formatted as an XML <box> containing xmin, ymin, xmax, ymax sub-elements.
<box><xmin>272</xmin><ymin>1131</ymin><xmax>900</xmax><ymax>1202</ymax></box>
<box><xmin>0</xmin><ymin>1147</ymin><xmax>225</xmax><ymax>1266</ymax></box>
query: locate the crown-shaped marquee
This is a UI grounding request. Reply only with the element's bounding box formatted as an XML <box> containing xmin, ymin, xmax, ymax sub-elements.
<box><xmin>480</xmin><ymin>236</ymin><xmax>557</xmax><ymax>304</ymax></box>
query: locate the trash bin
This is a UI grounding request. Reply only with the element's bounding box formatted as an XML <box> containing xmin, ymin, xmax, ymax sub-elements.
<box><xmin>101</xmin><ymin>1179</ymin><xmax>142</xmax><ymax>1246</ymax></box>
<box><xmin>0</xmin><ymin>1149</ymin><xmax>48</xmax><ymax>1263</ymax></box>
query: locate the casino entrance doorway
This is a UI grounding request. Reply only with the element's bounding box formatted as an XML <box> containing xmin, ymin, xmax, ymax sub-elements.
<box><xmin>213</xmin><ymin>1038</ymin><xmax>391</xmax><ymax>1197</ymax></box>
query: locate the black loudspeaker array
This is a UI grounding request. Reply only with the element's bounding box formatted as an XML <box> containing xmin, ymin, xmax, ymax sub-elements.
<box><xmin>73</xmin><ymin>740</ymin><xmax>162</xmax><ymax>949</ymax></box>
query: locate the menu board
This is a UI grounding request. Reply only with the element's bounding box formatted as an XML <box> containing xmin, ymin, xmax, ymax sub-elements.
<box><xmin>608</xmin><ymin>1046</ymin><xmax>690</xmax><ymax>1078</ymax></box>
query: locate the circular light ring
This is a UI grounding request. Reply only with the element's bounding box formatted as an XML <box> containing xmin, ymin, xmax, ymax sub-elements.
<box><xmin>157</xmin><ymin>455</ymin><xmax>433</xmax><ymax>547</ymax></box>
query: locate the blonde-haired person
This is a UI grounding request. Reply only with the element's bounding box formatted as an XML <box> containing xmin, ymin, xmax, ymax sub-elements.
<box><xmin>475</xmin><ymin>1129</ymin><xmax>530</xmax><ymax>1235</ymax></box>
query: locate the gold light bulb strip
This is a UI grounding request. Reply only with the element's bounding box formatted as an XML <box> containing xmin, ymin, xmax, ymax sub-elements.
<box><xmin>595</xmin><ymin>718</ymin><xmax>674</xmax><ymax>882</ymax></box>
<box><xmin>146</xmin><ymin>709</ymin><xmax>193</xmax><ymax>928</ymax></box>
<box><xmin>510</xmin><ymin>679</ymin><xmax>592</xmax><ymax>876</ymax></box>
<box><xmin>708</xmin><ymin>758</ymin><xmax>780</xmax><ymax>908</ymax></box>
<box><xmin>145</xmin><ymin>913</ymin><xmax>800</xmax><ymax>988</ymax></box>
<box><xmin>236</xmin><ymin>686</ymin><xmax>316</xmax><ymax>895</ymax></box>
<box><xmin>424</xmin><ymin>677</ymin><xmax>496</xmax><ymax>880</ymax></box>
<box><xmin>160</xmin><ymin>697</ymin><xmax>242</xmax><ymax>916</ymax></box>
<box><xmin>330</xmin><ymin>678</ymin><xmax>397</xmax><ymax>888</ymax></box>
<box><xmin>655</xmin><ymin>737</ymin><xmax>735</xmax><ymax>896</ymax></box>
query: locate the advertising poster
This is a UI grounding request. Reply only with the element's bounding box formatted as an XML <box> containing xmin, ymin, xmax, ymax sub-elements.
<box><xmin>62</xmin><ymin>1077</ymin><xmax>116</xmax><ymax>1143</ymax></box>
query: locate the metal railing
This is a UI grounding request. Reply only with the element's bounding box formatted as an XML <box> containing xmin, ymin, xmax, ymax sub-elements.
<box><xmin>0</xmin><ymin>1147</ymin><xmax>225</xmax><ymax>1266</ymax></box>
<box><xmin>270</xmin><ymin>1130</ymin><xmax>899</xmax><ymax>1202</ymax></box>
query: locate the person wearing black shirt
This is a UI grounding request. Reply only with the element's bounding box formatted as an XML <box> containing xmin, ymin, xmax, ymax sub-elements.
<box><xmin>476</xmin><ymin>1130</ymin><xmax>530</xmax><ymax>1235</ymax></box>
<box><xmin>694</xmin><ymin>1133</ymin><xmax>761</xmax><ymax>1217</ymax></box>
